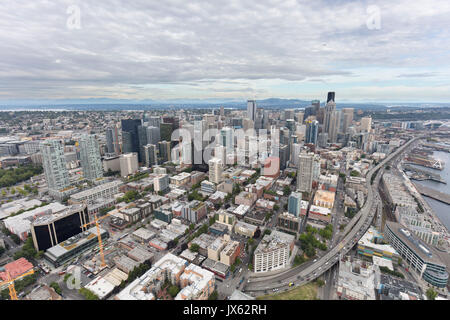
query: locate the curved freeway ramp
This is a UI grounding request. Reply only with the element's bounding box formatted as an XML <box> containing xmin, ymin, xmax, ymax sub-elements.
<box><xmin>245</xmin><ymin>136</ymin><xmax>421</xmax><ymax>293</ymax></box>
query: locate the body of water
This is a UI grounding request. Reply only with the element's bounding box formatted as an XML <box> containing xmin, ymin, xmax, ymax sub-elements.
<box><xmin>411</xmin><ymin>150</ymin><xmax>450</xmax><ymax>232</ymax></box>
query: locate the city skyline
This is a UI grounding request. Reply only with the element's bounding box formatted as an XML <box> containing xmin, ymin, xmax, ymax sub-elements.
<box><xmin>0</xmin><ymin>1</ymin><xmax>450</xmax><ymax>103</ymax></box>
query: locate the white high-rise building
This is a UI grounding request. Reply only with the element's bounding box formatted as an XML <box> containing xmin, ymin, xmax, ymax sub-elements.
<box><xmin>120</xmin><ymin>153</ymin><xmax>139</xmax><ymax>177</ymax></box>
<box><xmin>40</xmin><ymin>139</ymin><xmax>70</xmax><ymax>192</ymax></box>
<box><xmin>209</xmin><ymin>157</ymin><xmax>223</xmax><ymax>184</ymax></box>
<box><xmin>79</xmin><ymin>134</ymin><xmax>103</xmax><ymax>182</ymax></box>
<box><xmin>297</xmin><ymin>152</ymin><xmax>318</xmax><ymax>193</ymax></box>
<box><xmin>361</xmin><ymin>117</ymin><xmax>372</xmax><ymax>133</ymax></box>
<box><xmin>247</xmin><ymin>100</ymin><xmax>257</xmax><ymax>122</ymax></box>
<box><xmin>342</xmin><ymin>108</ymin><xmax>354</xmax><ymax>134</ymax></box>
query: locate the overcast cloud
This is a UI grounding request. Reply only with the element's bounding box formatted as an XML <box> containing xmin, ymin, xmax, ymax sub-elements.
<box><xmin>0</xmin><ymin>0</ymin><xmax>449</xmax><ymax>102</ymax></box>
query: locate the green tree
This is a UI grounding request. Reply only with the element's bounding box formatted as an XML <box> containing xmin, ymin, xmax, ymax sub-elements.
<box><xmin>50</xmin><ymin>282</ymin><xmax>62</xmax><ymax>295</ymax></box>
<box><xmin>168</xmin><ymin>285</ymin><xmax>180</xmax><ymax>297</ymax></box>
<box><xmin>350</xmin><ymin>170</ymin><xmax>360</xmax><ymax>177</ymax></box>
<box><xmin>426</xmin><ymin>288</ymin><xmax>438</xmax><ymax>300</ymax></box>
<box><xmin>190</xmin><ymin>243</ymin><xmax>200</xmax><ymax>252</ymax></box>
<box><xmin>208</xmin><ymin>290</ymin><xmax>218</xmax><ymax>300</ymax></box>
<box><xmin>316</xmin><ymin>279</ymin><xmax>325</xmax><ymax>287</ymax></box>
<box><xmin>79</xmin><ymin>288</ymin><xmax>99</xmax><ymax>300</ymax></box>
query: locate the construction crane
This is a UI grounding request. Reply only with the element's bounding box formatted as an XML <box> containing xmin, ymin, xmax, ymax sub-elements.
<box><xmin>0</xmin><ymin>268</ymin><xmax>35</xmax><ymax>300</ymax></box>
<box><xmin>81</xmin><ymin>203</ymin><xmax>135</xmax><ymax>268</ymax></box>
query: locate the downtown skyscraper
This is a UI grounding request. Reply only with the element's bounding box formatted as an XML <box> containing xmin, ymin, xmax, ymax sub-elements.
<box><xmin>106</xmin><ymin>124</ymin><xmax>120</xmax><ymax>155</ymax></box>
<box><xmin>297</xmin><ymin>151</ymin><xmax>319</xmax><ymax>193</ymax></box>
<box><xmin>247</xmin><ymin>99</ymin><xmax>257</xmax><ymax>122</ymax></box>
<box><xmin>121</xmin><ymin>118</ymin><xmax>142</xmax><ymax>161</ymax></box>
<box><xmin>305</xmin><ymin>120</ymin><xmax>319</xmax><ymax>145</ymax></box>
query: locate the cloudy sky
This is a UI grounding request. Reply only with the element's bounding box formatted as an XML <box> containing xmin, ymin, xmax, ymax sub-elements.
<box><xmin>0</xmin><ymin>0</ymin><xmax>450</xmax><ymax>103</ymax></box>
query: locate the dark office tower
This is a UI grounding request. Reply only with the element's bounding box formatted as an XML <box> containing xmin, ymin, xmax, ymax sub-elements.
<box><xmin>304</xmin><ymin>106</ymin><xmax>315</xmax><ymax>119</ymax></box>
<box><xmin>316</xmin><ymin>107</ymin><xmax>325</xmax><ymax>124</ymax></box>
<box><xmin>158</xmin><ymin>140</ymin><xmax>171</xmax><ymax>163</ymax></box>
<box><xmin>159</xmin><ymin>123</ymin><xmax>172</xmax><ymax>142</ymax></box>
<box><xmin>106</xmin><ymin>125</ymin><xmax>120</xmax><ymax>155</ymax></box>
<box><xmin>255</xmin><ymin>111</ymin><xmax>264</xmax><ymax>131</ymax></box>
<box><xmin>286</xmin><ymin>119</ymin><xmax>295</xmax><ymax>132</ymax></box>
<box><xmin>327</xmin><ymin>92</ymin><xmax>335</xmax><ymax>103</ymax></box>
<box><xmin>232</xmin><ymin>118</ymin><xmax>243</xmax><ymax>128</ymax></box>
<box><xmin>159</xmin><ymin>116</ymin><xmax>179</xmax><ymax>143</ymax></box>
<box><xmin>30</xmin><ymin>204</ymin><xmax>90</xmax><ymax>252</ymax></box>
<box><xmin>280</xmin><ymin>127</ymin><xmax>290</xmax><ymax>145</ymax></box>
<box><xmin>121</xmin><ymin>119</ymin><xmax>141</xmax><ymax>157</ymax></box>
<box><xmin>305</xmin><ymin>120</ymin><xmax>319</xmax><ymax>145</ymax></box>
<box><xmin>311</xmin><ymin>100</ymin><xmax>320</xmax><ymax>115</ymax></box>
<box><xmin>162</xmin><ymin>116</ymin><xmax>179</xmax><ymax>130</ymax></box>
<box><xmin>279</xmin><ymin>144</ymin><xmax>289</xmax><ymax>170</ymax></box>
<box><xmin>137</xmin><ymin>125</ymin><xmax>148</xmax><ymax>163</ymax></box>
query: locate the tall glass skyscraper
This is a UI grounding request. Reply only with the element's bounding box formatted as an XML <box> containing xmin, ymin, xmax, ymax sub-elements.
<box><xmin>247</xmin><ymin>100</ymin><xmax>257</xmax><ymax>121</ymax></box>
<box><xmin>106</xmin><ymin>125</ymin><xmax>120</xmax><ymax>155</ymax></box>
<box><xmin>305</xmin><ymin>120</ymin><xmax>319</xmax><ymax>145</ymax></box>
<box><xmin>288</xmin><ymin>192</ymin><xmax>303</xmax><ymax>217</ymax></box>
<box><xmin>40</xmin><ymin>139</ymin><xmax>70</xmax><ymax>192</ymax></box>
<box><xmin>121</xmin><ymin>118</ymin><xmax>142</xmax><ymax>159</ymax></box>
<box><xmin>79</xmin><ymin>134</ymin><xmax>103</xmax><ymax>182</ymax></box>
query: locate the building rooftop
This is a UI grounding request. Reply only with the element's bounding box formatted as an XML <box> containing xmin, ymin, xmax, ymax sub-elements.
<box><xmin>358</xmin><ymin>226</ymin><xmax>398</xmax><ymax>256</ymax></box>
<box><xmin>45</xmin><ymin>226</ymin><xmax>107</xmax><ymax>259</ymax></box>
<box><xmin>208</xmin><ymin>237</ymin><xmax>228</xmax><ymax>252</ymax></box>
<box><xmin>69</xmin><ymin>180</ymin><xmax>123</xmax><ymax>200</ymax></box>
<box><xmin>132</xmin><ymin>228</ymin><xmax>155</xmax><ymax>241</ymax></box>
<box><xmin>255</xmin><ymin>230</ymin><xmax>295</xmax><ymax>254</ymax></box>
<box><xmin>128</xmin><ymin>246</ymin><xmax>154</xmax><ymax>263</ymax></box>
<box><xmin>201</xmin><ymin>258</ymin><xmax>229</xmax><ymax>275</ymax></box>
<box><xmin>25</xmin><ymin>285</ymin><xmax>61</xmax><ymax>300</ymax></box>
<box><xmin>85</xmin><ymin>276</ymin><xmax>116</xmax><ymax>299</ymax></box>
<box><xmin>0</xmin><ymin>257</ymin><xmax>34</xmax><ymax>281</ymax></box>
<box><xmin>0</xmin><ymin>198</ymin><xmax>42</xmax><ymax>220</ymax></box>
<box><xmin>3</xmin><ymin>202</ymin><xmax>67</xmax><ymax>236</ymax></box>
<box><xmin>309</xmin><ymin>205</ymin><xmax>331</xmax><ymax>216</ymax></box>
<box><xmin>233</xmin><ymin>204</ymin><xmax>250</xmax><ymax>216</ymax></box>
<box><xmin>32</xmin><ymin>203</ymin><xmax>86</xmax><ymax>226</ymax></box>
<box><xmin>378</xmin><ymin>274</ymin><xmax>422</xmax><ymax>300</ymax></box>
<box><xmin>386</xmin><ymin>221</ymin><xmax>445</xmax><ymax>266</ymax></box>
<box><xmin>176</xmin><ymin>263</ymin><xmax>215</xmax><ymax>300</ymax></box>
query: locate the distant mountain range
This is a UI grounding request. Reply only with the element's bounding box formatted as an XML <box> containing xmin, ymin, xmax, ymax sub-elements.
<box><xmin>0</xmin><ymin>97</ymin><xmax>449</xmax><ymax>111</ymax></box>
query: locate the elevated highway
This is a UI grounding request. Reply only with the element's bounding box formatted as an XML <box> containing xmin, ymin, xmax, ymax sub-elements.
<box><xmin>245</xmin><ymin>136</ymin><xmax>421</xmax><ymax>294</ymax></box>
